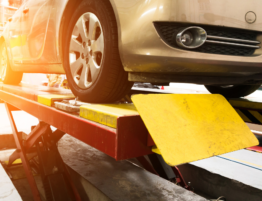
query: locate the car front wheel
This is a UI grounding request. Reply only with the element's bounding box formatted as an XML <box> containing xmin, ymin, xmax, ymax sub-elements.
<box><xmin>205</xmin><ymin>84</ymin><xmax>260</xmax><ymax>98</ymax></box>
<box><xmin>63</xmin><ymin>0</ymin><xmax>133</xmax><ymax>103</ymax></box>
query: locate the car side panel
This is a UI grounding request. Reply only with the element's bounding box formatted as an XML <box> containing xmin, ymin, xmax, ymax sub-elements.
<box><xmin>7</xmin><ymin>5</ymin><xmax>23</xmax><ymax>61</ymax></box>
<box><xmin>6</xmin><ymin>0</ymin><xmax>262</xmax><ymax>74</ymax></box>
<box><xmin>8</xmin><ymin>0</ymin><xmax>66</xmax><ymax>73</ymax></box>
<box><xmin>20</xmin><ymin>0</ymin><xmax>53</xmax><ymax>62</ymax></box>
<box><xmin>8</xmin><ymin>0</ymin><xmax>122</xmax><ymax>73</ymax></box>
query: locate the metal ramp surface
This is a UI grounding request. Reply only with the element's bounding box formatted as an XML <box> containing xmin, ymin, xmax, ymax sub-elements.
<box><xmin>132</xmin><ymin>94</ymin><xmax>258</xmax><ymax>166</ymax></box>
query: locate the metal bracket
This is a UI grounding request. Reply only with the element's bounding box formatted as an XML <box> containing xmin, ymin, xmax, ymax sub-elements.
<box><xmin>5</xmin><ymin>103</ymin><xmax>42</xmax><ymax>201</ymax></box>
<box><xmin>35</xmin><ymin>132</ymin><xmax>78</xmax><ymax>201</ymax></box>
<box><xmin>54</xmin><ymin>99</ymin><xmax>89</xmax><ymax>113</ymax></box>
<box><xmin>5</xmin><ymin>103</ymin><xmax>81</xmax><ymax>201</ymax></box>
<box><xmin>148</xmin><ymin>153</ymin><xmax>191</xmax><ymax>190</ymax></box>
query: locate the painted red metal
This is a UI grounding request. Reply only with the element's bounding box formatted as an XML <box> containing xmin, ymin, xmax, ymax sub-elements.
<box><xmin>0</xmin><ymin>90</ymin><xmax>117</xmax><ymax>158</ymax></box>
<box><xmin>0</xmin><ymin>84</ymin><xmax>193</xmax><ymax>198</ymax></box>
<box><xmin>172</xmin><ymin>166</ymin><xmax>191</xmax><ymax>190</ymax></box>
<box><xmin>24</xmin><ymin>122</ymin><xmax>50</xmax><ymax>152</ymax></box>
<box><xmin>6</xmin><ymin>102</ymin><xmax>82</xmax><ymax>200</ymax></box>
<box><xmin>147</xmin><ymin>133</ymin><xmax>155</xmax><ymax>147</ymax></box>
<box><xmin>5</xmin><ymin>103</ymin><xmax>42</xmax><ymax>201</ymax></box>
<box><xmin>116</xmin><ymin>115</ymin><xmax>152</xmax><ymax>160</ymax></box>
<box><xmin>64</xmin><ymin>164</ymin><xmax>82</xmax><ymax>201</ymax></box>
<box><xmin>0</xmin><ymin>87</ymin><xmax>153</xmax><ymax>160</ymax></box>
<box><xmin>247</xmin><ymin>146</ymin><xmax>262</xmax><ymax>153</ymax></box>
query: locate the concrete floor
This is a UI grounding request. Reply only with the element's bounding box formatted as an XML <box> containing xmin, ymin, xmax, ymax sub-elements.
<box><xmin>0</xmin><ymin>163</ymin><xmax>22</xmax><ymax>201</ymax></box>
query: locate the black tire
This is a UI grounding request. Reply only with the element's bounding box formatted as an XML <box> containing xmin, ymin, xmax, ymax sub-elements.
<box><xmin>205</xmin><ymin>84</ymin><xmax>260</xmax><ymax>98</ymax></box>
<box><xmin>0</xmin><ymin>42</ymin><xmax>23</xmax><ymax>84</ymax></box>
<box><xmin>62</xmin><ymin>0</ymin><xmax>133</xmax><ymax>103</ymax></box>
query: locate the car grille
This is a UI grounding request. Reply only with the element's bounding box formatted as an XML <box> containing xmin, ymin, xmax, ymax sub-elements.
<box><xmin>154</xmin><ymin>22</ymin><xmax>261</xmax><ymax>56</ymax></box>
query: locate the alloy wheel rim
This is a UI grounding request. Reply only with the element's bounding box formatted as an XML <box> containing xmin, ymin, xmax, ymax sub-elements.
<box><xmin>69</xmin><ymin>12</ymin><xmax>104</xmax><ymax>89</ymax></box>
<box><xmin>0</xmin><ymin>47</ymin><xmax>7</xmax><ymax>81</ymax></box>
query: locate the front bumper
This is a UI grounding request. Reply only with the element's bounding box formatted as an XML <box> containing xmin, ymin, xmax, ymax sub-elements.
<box><xmin>117</xmin><ymin>0</ymin><xmax>262</xmax><ymax>75</ymax></box>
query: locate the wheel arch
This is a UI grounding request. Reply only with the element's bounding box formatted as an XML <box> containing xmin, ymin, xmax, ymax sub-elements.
<box><xmin>58</xmin><ymin>0</ymin><xmax>123</xmax><ymax>63</ymax></box>
<box><xmin>0</xmin><ymin>36</ymin><xmax>14</xmax><ymax>71</ymax></box>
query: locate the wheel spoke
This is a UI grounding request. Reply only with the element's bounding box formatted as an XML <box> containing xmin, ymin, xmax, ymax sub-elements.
<box><xmin>70</xmin><ymin>58</ymin><xmax>83</xmax><ymax>77</ymax></box>
<box><xmin>76</xmin><ymin>16</ymin><xmax>88</xmax><ymax>41</ymax></box>
<box><xmin>88</xmin><ymin>14</ymin><xmax>98</xmax><ymax>40</ymax></box>
<box><xmin>89</xmin><ymin>58</ymin><xmax>99</xmax><ymax>82</ymax></box>
<box><xmin>70</xmin><ymin>38</ymin><xmax>82</xmax><ymax>53</ymax></box>
<box><xmin>91</xmin><ymin>34</ymin><xmax>104</xmax><ymax>54</ymax></box>
<box><xmin>78</xmin><ymin>64</ymin><xmax>88</xmax><ymax>88</ymax></box>
<box><xmin>69</xmin><ymin>12</ymin><xmax>104</xmax><ymax>89</ymax></box>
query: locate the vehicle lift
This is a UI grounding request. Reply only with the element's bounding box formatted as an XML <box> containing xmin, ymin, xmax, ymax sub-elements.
<box><xmin>0</xmin><ymin>83</ymin><xmax>259</xmax><ymax>201</ymax></box>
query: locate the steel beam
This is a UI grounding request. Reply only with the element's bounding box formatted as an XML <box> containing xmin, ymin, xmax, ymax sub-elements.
<box><xmin>5</xmin><ymin>103</ymin><xmax>42</xmax><ymax>201</ymax></box>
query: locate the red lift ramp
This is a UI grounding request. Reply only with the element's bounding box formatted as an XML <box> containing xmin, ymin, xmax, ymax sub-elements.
<box><xmin>131</xmin><ymin>94</ymin><xmax>259</xmax><ymax>166</ymax></box>
<box><xmin>0</xmin><ymin>83</ymin><xmax>259</xmax><ymax>199</ymax></box>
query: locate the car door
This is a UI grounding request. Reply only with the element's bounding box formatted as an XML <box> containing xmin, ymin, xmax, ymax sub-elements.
<box><xmin>8</xmin><ymin>5</ymin><xmax>24</xmax><ymax>61</ymax></box>
<box><xmin>20</xmin><ymin>0</ymin><xmax>52</xmax><ymax>62</ymax></box>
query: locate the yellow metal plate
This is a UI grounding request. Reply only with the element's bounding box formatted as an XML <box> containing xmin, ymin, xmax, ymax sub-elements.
<box><xmin>4</xmin><ymin>159</ymin><xmax>22</xmax><ymax>165</ymax></box>
<box><xmin>132</xmin><ymin>94</ymin><xmax>259</xmax><ymax>166</ymax></box>
<box><xmin>38</xmin><ymin>94</ymin><xmax>75</xmax><ymax>106</ymax></box>
<box><xmin>80</xmin><ymin>104</ymin><xmax>139</xmax><ymax>128</ymax></box>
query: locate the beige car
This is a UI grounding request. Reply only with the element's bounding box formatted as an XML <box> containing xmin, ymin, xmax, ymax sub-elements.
<box><xmin>1</xmin><ymin>0</ymin><xmax>262</xmax><ymax>102</ymax></box>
